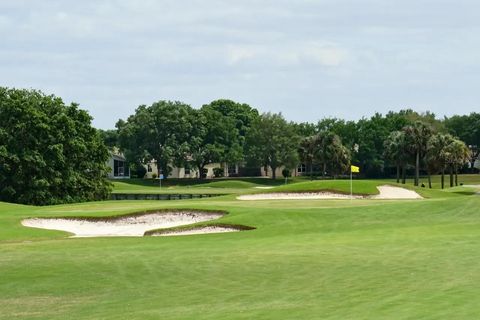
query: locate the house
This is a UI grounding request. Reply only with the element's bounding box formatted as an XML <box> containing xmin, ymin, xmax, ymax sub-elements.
<box><xmin>107</xmin><ymin>152</ymin><xmax>130</xmax><ymax>179</ymax></box>
<box><xmin>260</xmin><ymin>164</ymin><xmax>304</xmax><ymax>178</ymax></box>
<box><xmin>144</xmin><ymin>161</ymin><xmax>239</xmax><ymax>179</ymax></box>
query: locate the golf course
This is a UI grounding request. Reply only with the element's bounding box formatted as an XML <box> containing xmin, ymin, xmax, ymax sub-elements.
<box><xmin>1</xmin><ymin>176</ymin><xmax>480</xmax><ymax>319</ymax></box>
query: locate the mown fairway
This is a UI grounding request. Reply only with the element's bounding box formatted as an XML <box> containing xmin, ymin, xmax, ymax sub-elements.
<box><xmin>1</xmin><ymin>178</ymin><xmax>480</xmax><ymax>319</ymax></box>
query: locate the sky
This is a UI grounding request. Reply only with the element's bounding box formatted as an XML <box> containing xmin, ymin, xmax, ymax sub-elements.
<box><xmin>1</xmin><ymin>0</ymin><xmax>479</xmax><ymax>129</ymax></box>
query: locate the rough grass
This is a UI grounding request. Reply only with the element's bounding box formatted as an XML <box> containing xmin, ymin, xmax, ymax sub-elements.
<box><xmin>1</xmin><ymin>176</ymin><xmax>480</xmax><ymax>319</ymax></box>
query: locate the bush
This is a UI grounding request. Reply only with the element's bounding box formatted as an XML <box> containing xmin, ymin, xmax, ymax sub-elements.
<box><xmin>213</xmin><ymin>167</ymin><xmax>224</xmax><ymax>178</ymax></box>
<box><xmin>131</xmin><ymin>163</ymin><xmax>147</xmax><ymax>178</ymax></box>
<box><xmin>238</xmin><ymin>167</ymin><xmax>261</xmax><ymax>177</ymax></box>
<box><xmin>0</xmin><ymin>87</ymin><xmax>111</xmax><ymax>205</ymax></box>
<box><xmin>282</xmin><ymin>169</ymin><xmax>291</xmax><ymax>178</ymax></box>
<box><xmin>152</xmin><ymin>173</ymin><xmax>157</xmax><ymax>179</ymax></box>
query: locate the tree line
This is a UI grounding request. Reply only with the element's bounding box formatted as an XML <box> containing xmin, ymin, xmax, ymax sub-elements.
<box><xmin>1</xmin><ymin>87</ymin><xmax>479</xmax><ymax>205</ymax></box>
<box><xmin>104</xmin><ymin>100</ymin><xmax>479</xmax><ymax>185</ymax></box>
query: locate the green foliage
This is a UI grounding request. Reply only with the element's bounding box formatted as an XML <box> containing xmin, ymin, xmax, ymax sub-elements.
<box><xmin>0</xmin><ymin>87</ymin><xmax>111</xmax><ymax>205</ymax></box>
<box><xmin>97</xmin><ymin>129</ymin><xmax>119</xmax><ymax>149</ymax></box>
<box><xmin>444</xmin><ymin>112</ymin><xmax>480</xmax><ymax>170</ymax></box>
<box><xmin>245</xmin><ymin>113</ymin><xmax>300</xmax><ymax>179</ymax></box>
<box><xmin>117</xmin><ymin>101</ymin><xmax>194</xmax><ymax>177</ymax></box>
<box><xmin>281</xmin><ymin>168</ymin><xmax>291</xmax><ymax>178</ymax></box>
<box><xmin>213</xmin><ymin>167</ymin><xmax>224</xmax><ymax>178</ymax></box>
<box><xmin>188</xmin><ymin>107</ymin><xmax>242</xmax><ymax>177</ymax></box>
<box><xmin>131</xmin><ymin>162</ymin><xmax>147</xmax><ymax>179</ymax></box>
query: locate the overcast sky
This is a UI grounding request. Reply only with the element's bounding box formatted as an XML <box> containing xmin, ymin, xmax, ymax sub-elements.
<box><xmin>1</xmin><ymin>1</ymin><xmax>479</xmax><ymax>129</ymax></box>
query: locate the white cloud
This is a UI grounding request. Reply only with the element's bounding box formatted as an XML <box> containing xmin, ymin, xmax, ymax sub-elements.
<box><xmin>1</xmin><ymin>0</ymin><xmax>479</xmax><ymax>128</ymax></box>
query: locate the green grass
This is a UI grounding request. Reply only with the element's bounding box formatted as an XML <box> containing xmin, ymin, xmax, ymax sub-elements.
<box><xmin>111</xmin><ymin>178</ymin><xmax>286</xmax><ymax>194</ymax></box>
<box><xmin>1</xmin><ymin>176</ymin><xmax>480</xmax><ymax>319</ymax></box>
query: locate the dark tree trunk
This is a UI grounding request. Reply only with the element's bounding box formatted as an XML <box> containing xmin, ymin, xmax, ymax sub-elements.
<box><xmin>198</xmin><ymin>164</ymin><xmax>205</xmax><ymax>179</ymax></box>
<box><xmin>401</xmin><ymin>165</ymin><xmax>406</xmax><ymax>184</ymax></box>
<box><xmin>455</xmin><ymin>166</ymin><xmax>458</xmax><ymax>186</ymax></box>
<box><xmin>427</xmin><ymin>173</ymin><xmax>432</xmax><ymax>189</ymax></box>
<box><xmin>396</xmin><ymin>164</ymin><xmax>400</xmax><ymax>183</ymax></box>
<box><xmin>415</xmin><ymin>150</ymin><xmax>420</xmax><ymax>186</ymax></box>
<box><xmin>310</xmin><ymin>162</ymin><xmax>314</xmax><ymax>180</ymax></box>
<box><xmin>441</xmin><ymin>169</ymin><xmax>445</xmax><ymax>189</ymax></box>
<box><xmin>271</xmin><ymin>166</ymin><xmax>277</xmax><ymax>179</ymax></box>
<box><xmin>322</xmin><ymin>163</ymin><xmax>326</xmax><ymax>178</ymax></box>
<box><xmin>449</xmin><ymin>165</ymin><xmax>454</xmax><ymax>187</ymax></box>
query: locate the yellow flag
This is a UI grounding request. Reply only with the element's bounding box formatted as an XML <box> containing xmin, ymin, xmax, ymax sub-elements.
<box><xmin>351</xmin><ymin>165</ymin><xmax>360</xmax><ymax>173</ymax></box>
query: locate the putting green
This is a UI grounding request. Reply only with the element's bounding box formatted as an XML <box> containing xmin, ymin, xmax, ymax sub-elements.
<box><xmin>1</xmin><ymin>178</ymin><xmax>480</xmax><ymax>319</ymax></box>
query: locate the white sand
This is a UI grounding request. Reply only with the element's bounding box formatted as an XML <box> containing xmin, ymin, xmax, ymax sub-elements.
<box><xmin>237</xmin><ymin>185</ymin><xmax>422</xmax><ymax>200</ymax></box>
<box><xmin>22</xmin><ymin>211</ymin><xmax>223</xmax><ymax>237</ymax></box>
<box><xmin>254</xmin><ymin>186</ymin><xmax>275</xmax><ymax>189</ymax></box>
<box><xmin>371</xmin><ymin>185</ymin><xmax>423</xmax><ymax>199</ymax></box>
<box><xmin>238</xmin><ymin>192</ymin><xmax>362</xmax><ymax>200</ymax></box>
<box><xmin>153</xmin><ymin>226</ymin><xmax>241</xmax><ymax>237</ymax></box>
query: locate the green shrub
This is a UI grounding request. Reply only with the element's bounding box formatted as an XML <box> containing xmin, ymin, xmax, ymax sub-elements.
<box><xmin>213</xmin><ymin>167</ymin><xmax>224</xmax><ymax>178</ymax></box>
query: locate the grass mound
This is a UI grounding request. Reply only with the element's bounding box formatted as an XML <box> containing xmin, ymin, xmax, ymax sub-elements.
<box><xmin>144</xmin><ymin>223</ymin><xmax>255</xmax><ymax>236</ymax></box>
<box><xmin>257</xmin><ymin>180</ymin><xmax>382</xmax><ymax>195</ymax></box>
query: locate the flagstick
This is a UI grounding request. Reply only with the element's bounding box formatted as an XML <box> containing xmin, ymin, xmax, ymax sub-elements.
<box><xmin>350</xmin><ymin>170</ymin><xmax>353</xmax><ymax>200</ymax></box>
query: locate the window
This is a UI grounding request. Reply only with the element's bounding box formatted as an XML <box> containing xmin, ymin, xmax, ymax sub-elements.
<box><xmin>297</xmin><ymin>164</ymin><xmax>306</xmax><ymax>173</ymax></box>
<box><xmin>228</xmin><ymin>165</ymin><xmax>237</xmax><ymax>175</ymax></box>
<box><xmin>114</xmin><ymin>160</ymin><xmax>126</xmax><ymax>176</ymax></box>
<box><xmin>184</xmin><ymin>168</ymin><xmax>190</xmax><ymax>175</ymax></box>
<box><xmin>147</xmin><ymin>164</ymin><xmax>152</xmax><ymax>172</ymax></box>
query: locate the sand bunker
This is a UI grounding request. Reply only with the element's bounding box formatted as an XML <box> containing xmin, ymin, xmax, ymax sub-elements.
<box><xmin>371</xmin><ymin>185</ymin><xmax>423</xmax><ymax>199</ymax></box>
<box><xmin>237</xmin><ymin>185</ymin><xmax>422</xmax><ymax>200</ymax></box>
<box><xmin>238</xmin><ymin>192</ymin><xmax>363</xmax><ymax>200</ymax></box>
<box><xmin>22</xmin><ymin>211</ymin><xmax>224</xmax><ymax>237</ymax></box>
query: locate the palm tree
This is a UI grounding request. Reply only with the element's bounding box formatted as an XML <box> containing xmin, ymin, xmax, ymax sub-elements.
<box><xmin>444</xmin><ymin>139</ymin><xmax>471</xmax><ymax>187</ymax></box>
<box><xmin>403</xmin><ymin>121</ymin><xmax>432</xmax><ymax>186</ymax></box>
<box><xmin>309</xmin><ymin>131</ymin><xmax>351</xmax><ymax>178</ymax></box>
<box><xmin>384</xmin><ymin>131</ymin><xmax>409</xmax><ymax>183</ymax></box>
<box><xmin>298</xmin><ymin>136</ymin><xmax>316</xmax><ymax>179</ymax></box>
<box><xmin>328</xmin><ymin>135</ymin><xmax>351</xmax><ymax>178</ymax></box>
<box><xmin>313</xmin><ymin>131</ymin><xmax>335</xmax><ymax>177</ymax></box>
<box><xmin>426</xmin><ymin>133</ymin><xmax>452</xmax><ymax>188</ymax></box>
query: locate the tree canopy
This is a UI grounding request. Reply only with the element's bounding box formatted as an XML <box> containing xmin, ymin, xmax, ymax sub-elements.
<box><xmin>0</xmin><ymin>88</ymin><xmax>111</xmax><ymax>205</ymax></box>
<box><xmin>245</xmin><ymin>113</ymin><xmax>300</xmax><ymax>179</ymax></box>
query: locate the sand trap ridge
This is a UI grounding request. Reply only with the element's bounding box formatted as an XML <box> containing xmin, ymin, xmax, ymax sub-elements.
<box><xmin>237</xmin><ymin>185</ymin><xmax>422</xmax><ymax>200</ymax></box>
<box><xmin>152</xmin><ymin>226</ymin><xmax>244</xmax><ymax>237</ymax></box>
<box><xmin>22</xmin><ymin>211</ymin><xmax>224</xmax><ymax>237</ymax></box>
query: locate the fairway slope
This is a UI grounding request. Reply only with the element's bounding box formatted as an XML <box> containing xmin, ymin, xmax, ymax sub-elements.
<box><xmin>22</xmin><ymin>210</ymin><xmax>225</xmax><ymax>237</ymax></box>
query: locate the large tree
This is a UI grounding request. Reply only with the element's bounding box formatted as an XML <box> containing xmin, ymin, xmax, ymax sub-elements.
<box><xmin>202</xmin><ymin>99</ymin><xmax>259</xmax><ymax>146</ymax></box>
<box><xmin>188</xmin><ymin>107</ymin><xmax>242</xmax><ymax>178</ymax></box>
<box><xmin>245</xmin><ymin>113</ymin><xmax>299</xmax><ymax>179</ymax></box>
<box><xmin>443</xmin><ymin>138</ymin><xmax>471</xmax><ymax>187</ymax></box>
<box><xmin>425</xmin><ymin>133</ymin><xmax>453</xmax><ymax>189</ymax></box>
<box><xmin>383</xmin><ymin>131</ymin><xmax>410</xmax><ymax>184</ymax></box>
<box><xmin>298</xmin><ymin>135</ymin><xmax>317</xmax><ymax>179</ymax></box>
<box><xmin>0</xmin><ymin>88</ymin><xmax>111</xmax><ymax>205</ymax></box>
<box><xmin>117</xmin><ymin>101</ymin><xmax>194</xmax><ymax>178</ymax></box>
<box><xmin>444</xmin><ymin>112</ymin><xmax>480</xmax><ymax>172</ymax></box>
<box><xmin>403</xmin><ymin>121</ymin><xmax>433</xmax><ymax>186</ymax></box>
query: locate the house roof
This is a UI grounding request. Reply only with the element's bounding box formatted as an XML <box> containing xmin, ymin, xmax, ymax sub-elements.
<box><xmin>110</xmin><ymin>152</ymin><xmax>127</xmax><ymax>161</ymax></box>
